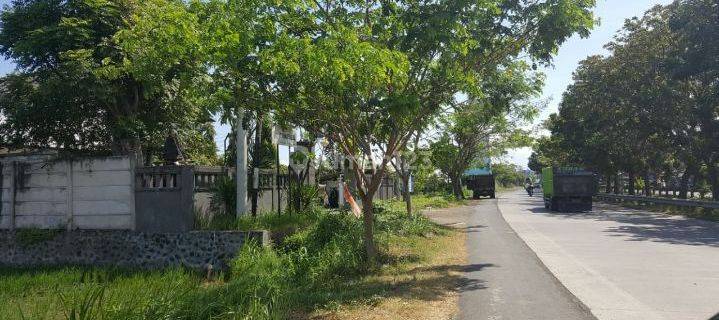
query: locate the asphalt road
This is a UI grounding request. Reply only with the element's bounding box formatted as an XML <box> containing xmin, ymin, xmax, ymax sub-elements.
<box><xmin>500</xmin><ymin>190</ymin><xmax>719</xmax><ymax>320</ymax></box>
<box><xmin>455</xmin><ymin>198</ymin><xmax>595</xmax><ymax>320</ymax></box>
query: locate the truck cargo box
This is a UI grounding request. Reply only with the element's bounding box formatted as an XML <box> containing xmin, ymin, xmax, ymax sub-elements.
<box><xmin>463</xmin><ymin>168</ymin><xmax>496</xmax><ymax>199</ymax></box>
<box><xmin>542</xmin><ymin>167</ymin><xmax>596</xmax><ymax>212</ymax></box>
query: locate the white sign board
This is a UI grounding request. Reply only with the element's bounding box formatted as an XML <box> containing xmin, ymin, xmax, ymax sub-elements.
<box><xmin>272</xmin><ymin>126</ymin><xmax>296</xmax><ymax>146</ymax></box>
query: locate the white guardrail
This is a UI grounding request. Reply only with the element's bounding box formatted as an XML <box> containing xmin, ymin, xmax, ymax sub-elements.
<box><xmin>595</xmin><ymin>193</ymin><xmax>719</xmax><ymax>209</ymax></box>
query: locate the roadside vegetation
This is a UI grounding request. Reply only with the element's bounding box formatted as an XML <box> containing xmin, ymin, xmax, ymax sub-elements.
<box><xmin>531</xmin><ymin>0</ymin><xmax>719</xmax><ymax>201</ymax></box>
<box><xmin>1</xmin><ymin>195</ymin><xmax>468</xmax><ymax>320</ymax></box>
<box><xmin>0</xmin><ymin>0</ymin><xmax>596</xmax><ymax>318</ymax></box>
<box><xmin>601</xmin><ymin>200</ymin><xmax>719</xmax><ymax>223</ymax></box>
<box><xmin>0</xmin><ymin>0</ymin><xmax>595</xmax><ymax>264</ymax></box>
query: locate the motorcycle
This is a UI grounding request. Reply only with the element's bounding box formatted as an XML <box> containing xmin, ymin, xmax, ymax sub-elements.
<box><xmin>525</xmin><ymin>185</ymin><xmax>534</xmax><ymax>197</ymax></box>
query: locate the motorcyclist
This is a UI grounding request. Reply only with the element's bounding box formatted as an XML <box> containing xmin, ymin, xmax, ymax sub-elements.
<box><xmin>524</xmin><ymin>178</ymin><xmax>534</xmax><ymax>196</ymax></box>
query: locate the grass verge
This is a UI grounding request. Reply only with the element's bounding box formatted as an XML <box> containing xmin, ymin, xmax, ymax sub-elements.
<box><xmin>602</xmin><ymin>199</ymin><xmax>719</xmax><ymax>222</ymax></box>
<box><xmin>1</xmin><ymin>195</ymin><xmax>468</xmax><ymax>320</ymax></box>
<box><xmin>306</xmin><ymin>229</ymin><xmax>466</xmax><ymax>320</ymax></box>
<box><xmin>306</xmin><ymin>195</ymin><xmax>468</xmax><ymax>319</ymax></box>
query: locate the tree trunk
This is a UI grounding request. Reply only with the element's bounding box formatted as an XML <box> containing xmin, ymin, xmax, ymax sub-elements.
<box><xmin>614</xmin><ymin>174</ymin><xmax>620</xmax><ymax>194</ymax></box>
<box><xmin>628</xmin><ymin>171</ymin><xmax>635</xmax><ymax>195</ymax></box>
<box><xmin>643</xmin><ymin>173</ymin><xmax>651</xmax><ymax>196</ymax></box>
<box><xmin>605</xmin><ymin>173</ymin><xmax>612</xmax><ymax>193</ymax></box>
<box><xmin>451</xmin><ymin>175</ymin><xmax>464</xmax><ymax>200</ymax></box>
<box><xmin>250</xmin><ymin>112</ymin><xmax>264</xmax><ymax>217</ymax></box>
<box><xmin>361</xmin><ymin>193</ymin><xmax>377</xmax><ymax>265</ymax></box>
<box><xmin>401</xmin><ymin>173</ymin><xmax>412</xmax><ymax>215</ymax></box>
<box><xmin>679</xmin><ymin>173</ymin><xmax>689</xmax><ymax>199</ymax></box>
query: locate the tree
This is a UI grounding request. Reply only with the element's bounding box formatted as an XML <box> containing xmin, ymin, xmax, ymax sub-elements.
<box><xmin>528</xmin><ymin>152</ymin><xmax>544</xmax><ymax>173</ymax></box>
<box><xmin>389</xmin><ymin>131</ymin><xmax>422</xmax><ymax>216</ymax></box>
<box><xmin>0</xmin><ymin>0</ymin><xmax>216</xmax><ymax>163</ymax></box>
<box><xmin>668</xmin><ymin>0</ymin><xmax>719</xmax><ymax>200</ymax></box>
<box><xmin>197</xmin><ymin>0</ymin><xmax>308</xmax><ymax>214</ymax></box>
<box><xmin>260</xmin><ymin>0</ymin><xmax>595</xmax><ymax>263</ymax></box>
<box><xmin>493</xmin><ymin>163</ymin><xmax>527</xmax><ymax>188</ymax></box>
<box><xmin>431</xmin><ymin>62</ymin><xmax>541</xmax><ymax>199</ymax></box>
<box><xmin>539</xmin><ymin>1</ymin><xmax>718</xmax><ymax>199</ymax></box>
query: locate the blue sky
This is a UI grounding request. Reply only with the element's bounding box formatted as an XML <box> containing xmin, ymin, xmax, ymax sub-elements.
<box><xmin>0</xmin><ymin>0</ymin><xmax>673</xmax><ymax>167</ymax></box>
<box><xmin>506</xmin><ymin>0</ymin><xmax>673</xmax><ymax>168</ymax></box>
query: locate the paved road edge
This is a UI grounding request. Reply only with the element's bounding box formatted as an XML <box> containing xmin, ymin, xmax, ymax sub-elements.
<box><xmin>493</xmin><ymin>194</ymin><xmax>599</xmax><ymax>320</ymax></box>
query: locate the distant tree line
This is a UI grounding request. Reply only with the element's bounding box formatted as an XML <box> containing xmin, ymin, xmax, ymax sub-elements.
<box><xmin>531</xmin><ymin>0</ymin><xmax>718</xmax><ymax>201</ymax></box>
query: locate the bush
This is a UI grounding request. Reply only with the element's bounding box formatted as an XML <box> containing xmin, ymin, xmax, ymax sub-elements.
<box><xmin>185</xmin><ymin>211</ymin><xmax>368</xmax><ymax>318</ymax></box>
<box><xmin>196</xmin><ymin>207</ymin><xmax>322</xmax><ymax>232</ymax></box>
<box><xmin>373</xmin><ymin>202</ymin><xmax>442</xmax><ymax>237</ymax></box>
<box><xmin>7</xmin><ymin>200</ymin><xmax>445</xmax><ymax>320</ymax></box>
<box><xmin>210</xmin><ymin>176</ymin><xmax>236</xmax><ymax>216</ymax></box>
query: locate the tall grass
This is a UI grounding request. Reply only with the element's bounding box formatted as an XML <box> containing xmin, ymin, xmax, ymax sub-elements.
<box><xmin>4</xmin><ymin>196</ymin><xmax>447</xmax><ymax>320</ymax></box>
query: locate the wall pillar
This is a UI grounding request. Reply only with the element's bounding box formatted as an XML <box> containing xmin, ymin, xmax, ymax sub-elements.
<box><xmin>8</xmin><ymin>162</ymin><xmax>16</xmax><ymax>230</ymax></box>
<box><xmin>66</xmin><ymin>160</ymin><xmax>74</xmax><ymax>230</ymax></box>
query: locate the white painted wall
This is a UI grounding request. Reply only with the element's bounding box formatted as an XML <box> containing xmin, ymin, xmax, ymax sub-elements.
<box><xmin>0</xmin><ymin>155</ymin><xmax>135</xmax><ymax>230</ymax></box>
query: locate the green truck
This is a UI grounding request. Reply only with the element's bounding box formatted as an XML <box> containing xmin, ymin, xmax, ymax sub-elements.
<box><xmin>463</xmin><ymin>168</ymin><xmax>496</xmax><ymax>199</ymax></box>
<box><xmin>542</xmin><ymin>167</ymin><xmax>596</xmax><ymax>212</ymax></box>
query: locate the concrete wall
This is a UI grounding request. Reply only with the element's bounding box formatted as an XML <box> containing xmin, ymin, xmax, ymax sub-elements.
<box><xmin>257</xmin><ymin>189</ymin><xmax>287</xmax><ymax>213</ymax></box>
<box><xmin>0</xmin><ymin>229</ymin><xmax>268</xmax><ymax>270</ymax></box>
<box><xmin>194</xmin><ymin>192</ymin><xmax>213</xmax><ymax>216</ymax></box>
<box><xmin>135</xmin><ymin>166</ymin><xmax>194</xmax><ymax>233</ymax></box>
<box><xmin>0</xmin><ymin>155</ymin><xmax>135</xmax><ymax>230</ymax></box>
<box><xmin>194</xmin><ymin>189</ymin><xmax>286</xmax><ymax>217</ymax></box>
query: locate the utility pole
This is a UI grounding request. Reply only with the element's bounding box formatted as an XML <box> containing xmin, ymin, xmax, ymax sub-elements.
<box><xmin>236</xmin><ymin>110</ymin><xmax>248</xmax><ymax>217</ymax></box>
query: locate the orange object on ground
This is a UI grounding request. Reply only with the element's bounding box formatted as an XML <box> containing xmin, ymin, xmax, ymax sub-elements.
<box><xmin>344</xmin><ymin>184</ymin><xmax>362</xmax><ymax>218</ymax></box>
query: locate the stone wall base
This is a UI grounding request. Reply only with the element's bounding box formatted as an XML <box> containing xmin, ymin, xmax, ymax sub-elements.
<box><xmin>0</xmin><ymin>230</ymin><xmax>269</xmax><ymax>270</ymax></box>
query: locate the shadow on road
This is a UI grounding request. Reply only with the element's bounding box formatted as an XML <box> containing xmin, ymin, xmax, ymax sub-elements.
<box><xmin>409</xmin><ymin>263</ymin><xmax>495</xmax><ymax>274</ymax></box>
<box><xmin>512</xmin><ymin>195</ymin><xmax>719</xmax><ymax>247</ymax></box>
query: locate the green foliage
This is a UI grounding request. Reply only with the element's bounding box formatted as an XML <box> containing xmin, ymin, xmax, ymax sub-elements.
<box><xmin>538</xmin><ymin>1</ymin><xmax>719</xmax><ymax>199</ymax></box>
<box><xmin>429</xmin><ymin>66</ymin><xmax>540</xmax><ymax>199</ymax></box>
<box><xmin>419</xmin><ymin>174</ymin><xmax>452</xmax><ymax>195</ymax></box>
<box><xmin>235</xmin><ymin>210</ymin><xmax>320</xmax><ymax>232</ymax></box>
<box><xmin>0</xmin><ymin>0</ymin><xmax>217</xmax><ymax>162</ymax></box>
<box><xmin>209</xmin><ymin>176</ymin><xmax>237</xmax><ymax>216</ymax></box>
<box><xmin>492</xmin><ymin>163</ymin><xmax>526</xmax><ymax>188</ymax></box>
<box><xmin>282</xmin><ymin>212</ymin><xmax>366</xmax><ymax>289</ymax></box>
<box><xmin>527</xmin><ymin>152</ymin><xmax>543</xmax><ymax>173</ymax></box>
<box><xmin>268</xmin><ymin>0</ymin><xmax>596</xmax><ymax>260</ymax></box>
<box><xmin>5</xmin><ymin>200</ymin><xmax>454</xmax><ymax>319</ymax></box>
<box><xmin>289</xmin><ymin>184</ymin><xmax>322</xmax><ymax>213</ymax></box>
<box><xmin>57</xmin><ymin>286</ymin><xmax>106</xmax><ymax>320</ymax></box>
<box><xmin>373</xmin><ymin>202</ymin><xmax>443</xmax><ymax>238</ymax></box>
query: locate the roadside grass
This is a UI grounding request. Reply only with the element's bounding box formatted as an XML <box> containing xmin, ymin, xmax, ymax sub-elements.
<box><xmin>305</xmin><ymin>194</ymin><xmax>468</xmax><ymax>320</ymax></box>
<box><xmin>606</xmin><ymin>200</ymin><xmax>719</xmax><ymax>222</ymax></box>
<box><xmin>0</xmin><ymin>267</ymin><xmax>201</xmax><ymax>320</ymax></box>
<box><xmin>1</xmin><ymin>194</ymin><xmax>468</xmax><ymax>320</ymax></box>
<box><xmin>306</xmin><ymin>230</ymin><xmax>466</xmax><ymax>320</ymax></box>
<box><xmin>377</xmin><ymin>194</ymin><xmax>466</xmax><ymax>215</ymax></box>
<box><xmin>195</xmin><ymin>208</ymin><xmax>320</xmax><ymax>232</ymax></box>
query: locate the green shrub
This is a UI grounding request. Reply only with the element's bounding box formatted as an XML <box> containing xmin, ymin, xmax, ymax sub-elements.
<box><xmin>196</xmin><ymin>209</ymin><xmax>321</xmax><ymax>232</ymax></box>
<box><xmin>5</xmin><ymin>198</ymin><xmax>445</xmax><ymax>320</ymax></box>
<box><xmin>210</xmin><ymin>176</ymin><xmax>236</xmax><ymax>216</ymax></box>
<box><xmin>282</xmin><ymin>211</ymin><xmax>366</xmax><ymax>284</ymax></box>
<box><xmin>373</xmin><ymin>203</ymin><xmax>441</xmax><ymax>237</ymax></box>
<box><xmin>57</xmin><ymin>286</ymin><xmax>105</xmax><ymax>320</ymax></box>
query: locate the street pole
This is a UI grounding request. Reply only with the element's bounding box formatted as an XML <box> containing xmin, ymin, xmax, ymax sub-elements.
<box><xmin>236</xmin><ymin>110</ymin><xmax>247</xmax><ymax>217</ymax></box>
